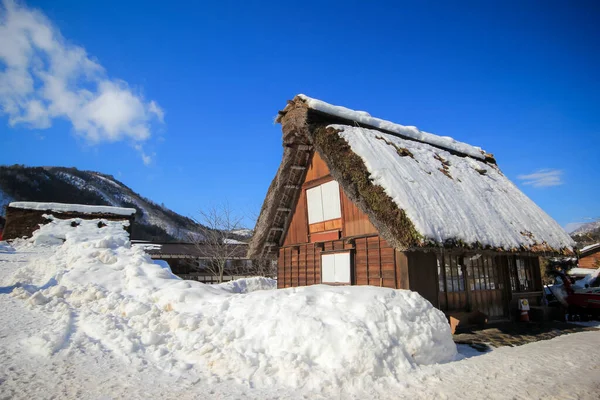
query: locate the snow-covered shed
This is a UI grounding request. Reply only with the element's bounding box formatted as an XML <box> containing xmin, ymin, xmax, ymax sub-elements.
<box><xmin>3</xmin><ymin>202</ymin><xmax>136</xmax><ymax>240</ymax></box>
<box><xmin>249</xmin><ymin>94</ymin><xmax>575</xmax><ymax>320</ymax></box>
<box><xmin>133</xmin><ymin>241</ymin><xmax>252</xmax><ymax>283</ymax></box>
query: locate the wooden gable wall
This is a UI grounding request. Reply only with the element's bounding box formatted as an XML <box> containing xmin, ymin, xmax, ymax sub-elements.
<box><xmin>282</xmin><ymin>151</ymin><xmax>376</xmax><ymax>246</ymax></box>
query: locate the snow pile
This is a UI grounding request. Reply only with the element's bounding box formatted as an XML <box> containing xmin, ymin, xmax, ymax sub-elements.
<box><xmin>9</xmin><ymin>201</ymin><xmax>136</xmax><ymax>216</ymax></box>
<box><xmin>216</xmin><ymin>277</ymin><xmax>277</xmax><ymax>293</ymax></box>
<box><xmin>3</xmin><ymin>218</ymin><xmax>456</xmax><ymax>392</ymax></box>
<box><xmin>335</xmin><ymin>125</ymin><xmax>574</xmax><ymax>251</ymax></box>
<box><xmin>298</xmin><ymin>94</ymin><xmax>488</xmax><ymax>160</ymax></box>
<box><xmin>572</xmin><ymin>267</ymin><xmax>600</xmax><ymax>290</ymax></box>
<box><xmin>0</xmin><ymin>241</ymin><xmax>15</xmax><ymax>253</ymax></box>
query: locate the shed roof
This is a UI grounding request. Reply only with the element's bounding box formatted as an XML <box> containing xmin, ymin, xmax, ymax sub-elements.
<box><xmin>134</xmin><ymin>242</ymin><xmax>249</xmax><ymax>259</ymax></box>
<box><xmin>580</xmin><ymin>243</ymin><xmax>600</xmax><ymax>257</ymax></box>
<box><xmin>9</xmin><ymin>201</ymin><xmax>136</xmax><ymax>216</ymax></box>
<box><xmin>249</xmin><ymin>95</ymin><xmax>574</xmax><ymax>258</ymax></box>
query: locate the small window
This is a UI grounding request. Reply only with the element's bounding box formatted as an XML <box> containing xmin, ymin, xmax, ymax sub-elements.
<box><xmin>321</xmin><ymin>252</ymin><xmax>351</xmax><ymax>284</ymax></box>
<box><xmin>508</xmin><ymin>257</ymin><xmax>538</xmax><ymax>292</ymax></box>
<box><xmin>306</xmin><ymin>180</ymin><xmax>341</xmax><ymax>224</ymax></box>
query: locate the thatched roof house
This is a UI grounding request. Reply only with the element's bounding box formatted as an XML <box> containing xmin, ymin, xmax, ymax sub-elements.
<box><xmin>3</xmin><ymin>201</ymin><xmax>136</xmax><ymax>240</ymax></box>
<box><xmin>250</xmin><ymin>95</ymin><xmax>574</xmax><ymax>321</ymax></box>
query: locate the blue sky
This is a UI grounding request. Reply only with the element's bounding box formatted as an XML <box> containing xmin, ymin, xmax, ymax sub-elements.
<box><xmin>1</xmin><ymin>0</ymin><xmax>598</xmax><ymax>230</ymax></box>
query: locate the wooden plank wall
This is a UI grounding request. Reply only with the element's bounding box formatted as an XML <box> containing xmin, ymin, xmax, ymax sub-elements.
<box><xmin>407</xmin><ymin>252</ymin><xmax>439</xmax><ymax>308</ymax></box>
<box><xmin>282</xmin><ymin>152</ymin><xmax>329</xmax><ymax>247</ymax></box>
<box><xmin>304</xmin><ymin>152</ymin><xmax>330</xmax><ymax>182</ymax></box>
<box><xmin>282</xmin><ymin>192</ymin><xmax>308</xmax><ymax>246</ymax></box>
<box><xmin>580</xmin><ymin>251</ymin><xmax>600</xmax><ymax>269</ymax></box>
<box><xmin>340</xmin><ymin>190</ymin><xmax>377</xmax><ymax>237</ymax></box>
<box><xmin>278</xmin><ymin>235</ymin><xmax>406</xmax><ymax>289</ymax></box>
<box><xmin>278</xmin><ymin>244</ymin><xmax>321</xmax><ymax>288</ymax></box>
<box><xmin>354</xmin><ymin>236</ymin><xmax>396</xmax><ymax>288</ymax></box>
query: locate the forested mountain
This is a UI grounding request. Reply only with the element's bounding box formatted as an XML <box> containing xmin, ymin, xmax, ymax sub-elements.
<box><xmin>0</xmin><ymin>165</ymin><xmax>201</xmax><ymax>241</ymax></box>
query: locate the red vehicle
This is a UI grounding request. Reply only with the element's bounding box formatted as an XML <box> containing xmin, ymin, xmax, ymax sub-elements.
<box><xmin>553</xmin><ymin>270</ymin><xmax>600</xmax><ymax>319</ymax></box>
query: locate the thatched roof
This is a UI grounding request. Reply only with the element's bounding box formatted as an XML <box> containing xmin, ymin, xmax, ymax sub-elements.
<box><xmin>248</xmin><ymin>95</ymin><xmax>575</xmax><ymax>259</ymax></box>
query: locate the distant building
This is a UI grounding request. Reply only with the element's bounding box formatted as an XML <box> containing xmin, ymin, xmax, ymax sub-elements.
<box><xmin>3</xmin><ymin>201</ymin><xmax>135</xmax><ymax>240</ymax></box>
<box><xmin>249</xmin><ymin>95</ymin><xmax>575</xmax><ymax>321</ymax></box>
<box><xmin>134</xmin><ymin>241</ymin><xmax>256</xmax><ymax>283</ymax></box>
<box><xmin>579</xmin><ymin>243</ymin><xmax>600</xmax><ymax>269</ymax></box>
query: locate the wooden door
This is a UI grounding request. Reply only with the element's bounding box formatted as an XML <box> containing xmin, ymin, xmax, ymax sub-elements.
<box><xmin>464</xmin><ymin>254</ymin><xmax>507</xmax><ymax>318</ymax></box>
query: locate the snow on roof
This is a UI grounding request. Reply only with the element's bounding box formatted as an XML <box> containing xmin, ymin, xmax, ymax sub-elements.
<box><xmin>335</xmin><ymin>125</ymin><xmax>574</xmax><ymax>252</ymax></box>
<box><xmin>568</xmin><ymin>267</ymin><xmax>596</xmax><ymax>276</ymax></box>
<box><xmin>298</xmin><ymin>94</ymin><xmax>489</xmax><ymax>160</ymax></box>
<box><xmin>580</xmin><ymin>243</ymin><xmax>600</xmax><ymax>254</ymax></box>
<box><xmin>9</xmin><ymin>202</ymin><xmax>136</xmax><ymax>216</ymax></box>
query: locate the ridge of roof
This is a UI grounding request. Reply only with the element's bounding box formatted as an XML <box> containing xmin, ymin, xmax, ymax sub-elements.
<box><xmin>295</xmin><ymin>94</ymin><xmax>491</xmax><ymax>161</ymax></box>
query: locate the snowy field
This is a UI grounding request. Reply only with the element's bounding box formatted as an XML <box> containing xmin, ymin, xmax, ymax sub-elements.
<box><xmin>1</xmin><ymin>219</ymin><xmax>599</xmax><ymax>399</ymax></box>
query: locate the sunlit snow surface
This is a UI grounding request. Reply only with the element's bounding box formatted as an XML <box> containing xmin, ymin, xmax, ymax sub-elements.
<box><xmin>0</xmin><ymin>220</ymin><xmax>599</xmax><ymax>399</ymax></box>
<box><xmin>335</xmin><ymin>125</ymin><xmax>574</xmax><ymax>251</ymax></box>
<box><xmin>0</xmin><ymin>218</ymin><xmax>455</xmax><ymax>393</ymax></box>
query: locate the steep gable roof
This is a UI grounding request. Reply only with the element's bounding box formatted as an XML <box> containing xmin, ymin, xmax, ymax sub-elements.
<box><xmin>248</xmin><ymin>95</ymin><xmax>574</xmax><ymax>259</ymax></box>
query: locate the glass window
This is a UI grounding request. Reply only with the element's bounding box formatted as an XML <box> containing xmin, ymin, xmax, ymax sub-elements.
<box><xmin>437</xmin><ymin>254</ymin><xmax>465</xmax><ymax>293</ymax></box>
<box><xmin>509</xmin><ymin>257</ymin><xmax>538</xmax><ymax>292</ymax></box>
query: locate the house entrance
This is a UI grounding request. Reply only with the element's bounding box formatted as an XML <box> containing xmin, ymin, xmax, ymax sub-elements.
<box><xmin>437</xmin><ymin>253</ymin><xmax>508</xmax><ymax>319</ymax></box>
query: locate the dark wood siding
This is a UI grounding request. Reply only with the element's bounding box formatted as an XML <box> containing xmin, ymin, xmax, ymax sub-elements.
<box><xmin>580</xmin><ymin>249</ymin><xmax>600</xmax><ymax>269</ymax></box>
<box><xmin>352</xmin><ymin>236</ymin><xmax>396</xmax><ymax>288</ymax></box>
<box><xmin>407</xmin><ymin>252</ymin><xmax>439</xmax><ymax>307</ymax></box>
<box><xmin>395</xmin><ymin>251</ymin><xmax>410</xmax><ymax>289</ymax></box>
<box><xmin>279</xmin><ymin>235</ymin><xmax>405</xmax><ymax>289</ymax></box>
<box><xmin>304</xmin><ymin>151</ymin><xmax>330</xmax><ymax>182</ymax></box>
<box><xmin>282</xmin><ymin>191</ymin><xmax>308</xmax><ymax>246</ymax></box>
<box><xmin>341</xmin><ymin>190</ymin><xmax>377</xmax><ymax>237</ymax></box>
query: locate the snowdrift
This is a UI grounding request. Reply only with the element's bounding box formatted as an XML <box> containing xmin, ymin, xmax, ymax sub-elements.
<box><xmin>3</xmin><ymin>217</ymin><xmax>457</xmax><ymax>391</ymax></box>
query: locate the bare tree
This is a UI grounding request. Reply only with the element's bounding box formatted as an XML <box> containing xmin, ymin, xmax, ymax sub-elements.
<box><xmin>190</xmin><ymin>203</ymin><xmax>245</xmax><ymax>283</ymax></box>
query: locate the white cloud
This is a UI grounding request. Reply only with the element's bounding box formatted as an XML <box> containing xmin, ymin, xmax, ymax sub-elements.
<box><xmin>134</xmin><ymin>144</ymin><xmax>154</xmax><ymax>166</ymax></box>
<box><xmin>0</xmin><ymin>0</ymin><xmax>164</xmax><ymax>162</ymax></box>
<box><xmin>517</xmin><ymin>169</ymin><xmax>563</xmax><ymax>188</ymax></box>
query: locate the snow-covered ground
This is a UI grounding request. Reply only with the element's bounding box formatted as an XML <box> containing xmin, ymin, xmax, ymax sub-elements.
<box><xmin>1</xmin><ymin>219</ymin><xmax>599</xmax><ymax>399</ymax></box>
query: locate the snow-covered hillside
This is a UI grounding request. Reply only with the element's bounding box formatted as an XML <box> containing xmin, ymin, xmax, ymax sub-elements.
<box><xmin>1</xmin><ymin>221</ymin><xmax>599</xmax><ymax>399</ymax></box>
<box><xmin>0</xmin><ymin>165</ymin><xmax>201</xmax><ymax>241</ymax></box>
<box><xmin>572</xmin><ymin>220</ymin><xmax>600</xmax><ymax>235</ymax></box>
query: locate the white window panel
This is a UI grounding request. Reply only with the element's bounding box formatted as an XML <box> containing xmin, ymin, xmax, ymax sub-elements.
<box><xmin>321</xmin><ymin>180</ymin><xmax>341</xmax><ymax>221</ymax></box>
<box><xmin>334</xmin><ymin>253</ymin><xmax>351</xmax><ymax>284</ymax></box>
<box><xmin>306</xmin><ymin>185</ymin><xmax>324</xmax><ymax>224</ymax></box>
<box><xmin>321</xmin><ymin>254</ymin><xmax>336</xmax><ymax>283</ymax></box>
<box><xmin>321</xmin><ymin>252</ymin><xmax>351</xmax><ymax>284</ymax></box>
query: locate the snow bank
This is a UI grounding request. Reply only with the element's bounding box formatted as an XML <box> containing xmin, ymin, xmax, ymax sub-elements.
<box><xmin>216</xmin><ymin>277</ymin><xmax>277</xmax><ymax>293</ymax></box>
<box><xmin>573</xmin><ymin>267</ymin><xmax>600</xmax><ymax>290</ymax></box>
<box><xmin>9</xmin><ymin>201</ymin><xmax>136</xmax><ymax>216</ymax></box>
<box><xmin>3</xmin><ymin>218</ymin><xmax>456</xmax><ymax>391</ymax></box>
<box><xmin>298</xmin><ymin>94</ymin><xmax>488</xmax><ymax>160</ymax></box>
<box><xmin>335</xmin><ymin>125</ymin><xmax>574</xmax><ymax>251</ymax></box>
<box><xmin>0</xmin><ymin>241</ymin><xmax>15</xmax><ymax>253</ymax></box>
